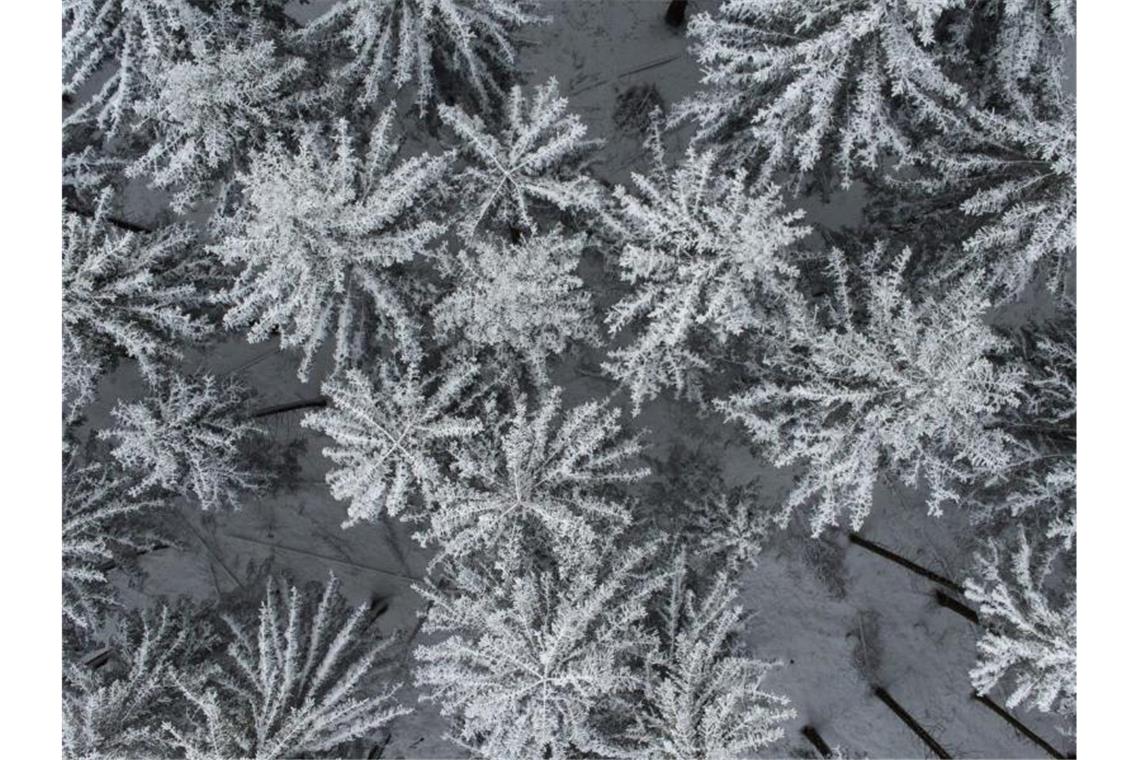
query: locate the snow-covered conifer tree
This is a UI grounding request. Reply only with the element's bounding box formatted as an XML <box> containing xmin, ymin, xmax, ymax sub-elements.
<box><xmin>440</xmin><ymin>77</ymin><xmax>603</xmax><ymax>235</ymax></box>
<box><xmin>63</xmin><ymin>0</ymin><xmax>205</xmax><ymax>138</ymax></box>
<box><xmin>973</xmin><ymin>0</ymin><xmax>1074</xmax><ymax>101</ymax></box>
<box><xmin>300</xmin><ymin>0</ymin><xmax>546</xmax><ymax>111</ymax></box>
<box><xmin>620</xmin><ymin>554</ymin><xmax>795</xmax><ymax>758</ymax></box>
<box><xmin>716</xmin><ymin>246</ymin><xmax>1025</xmax><ymax>534</ymax></box>
<box><xmin>167</xmin><ymin>574</ymin><xmax>409</xmax><ymax>758</ymax></box>
<box><xmin>62</xmin><ymin>146</ymin><xmax>127</xmax><ymax>199</ymax></box>
<box><xmin>414</xmin><ymin>537</ymin><xmax>667</xmax><ymax>758</ymax></box>
<box><xmin>63</xmin><ymin>194</ymin><xmax>211</xmax><ymax>419</ymax></box>
<box><xmin>604</xmin><ymin>127</ymin><xmax>809</xmax><ymax>412</ymax></box>
<box><xmin>128</xmin><ymin>37</ymin><xmax>306</xmax><ymax>212</ymax></box>
<box><xmin>970</xmin><ymin>314</ymin><xmax>1075</xmax><ymax>547</ymax></box>
<box><xmin>1020</xmin><ymin>317</ymin><xmax>1076</xmax><ymax>432</ymax></box>
<box><xmin>63</xmin><ymin>463</ymin><xmax>165</xmax><ymax>636</ymax></box>
<box><xmin>923</xmin><ymin>93</ymin><xmax>1075</xmax><ymax>299</ymax></box>
<box><xmin>994</xmin><ymin>458</ymin><xmax>1075</xmax><ymax>549</ymax></box>
<box><xmin>215</xmin><ymin>108</ymin><xmax>453</xmax><ymax>378</ymax></box>
<box><xmin>691</xmin><ymin>488</ymin><xmax>773</xmax><ymax>571</ymax></box>
<box><xmin>965</xmin><ymin>528</ymin><xmax>1075</xmax><ymax>715</ymax></box>
<box><xmin>100</xmin><ymin>374</ymin><xmax>263</xmax><ymax>510</ymax></box>
<box><xmin>420</xmin><ymin>385</ymin><xmax>646</xmax><ymax>562</ymax></box>
<box><xmin>674</xmin><ymin>0</ymin><xmax>971</xmax><ymax>186</ymax></box>
<box><xmin>432</xmin><ymin>230</ymin><xmax>598</xmax><ymax>370</ymax></box>
<box><xmin>301</xmin><ymin>360</ymin><xmax>483</xmax><ymax>526</ymax></box>
<box><xmin>63</xmin><ymin>602</ymin><xmax>209</xmax><ymax>759</ymax></box>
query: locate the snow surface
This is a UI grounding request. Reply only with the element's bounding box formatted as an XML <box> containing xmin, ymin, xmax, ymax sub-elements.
<box><xmin>86</xmin><ymin>2</ymin><xmax>1075</xmax><ymax>756</ymax></box>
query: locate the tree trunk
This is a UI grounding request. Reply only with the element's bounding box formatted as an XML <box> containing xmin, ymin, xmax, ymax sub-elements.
<box><xmin>366</xmin><ymin>733</ymin><xmax>391</xmax><ymax>759</ymax></box>
<box><xmin>933</xmin><ymin>589</ymin><xmax>980</xmax><ymax>624</ymax></box>
<box><xmin>665</xmin><ymin>0</ymin><xmax>688</xmax><ymax>28</ymax></box>
<box><xmin>82</xmin><ymin>648</ymin><xmax>112</xmax><ymax>669</ymax></box>
<box><xmin>801</xmin><ymin>725</ymin><xmax>833</xmax><ymax>758</ymax></box>
<box><xmin>972</xmin><ymin>692</ymin><xmax>1068</xmax><ymax>759</ymax></box>
<box><xmin>365</xmin><ymin>596</ymin><xmax>390</xmax><ymax>629</ymax></box>
<box><xmin>96</xmin><ymin>542</ymin><xmax>173</xmax><ymax>573</ymax></box>
<box><xmin>249</xmin><ymin>396</ymin><xmax>328</xmax><ymax>419</ymax></box>
<box><xmin>874</xmin><ymin>687</ymin><xmax>951</xmax><ymax>759</ymax></box>
<box><xmin>848</xmin><ymin>532</ymin><xmax>964</xmax><ymax>593</ymax></box>
<box><xmin>65</xmin><ymin>204</ymin><xmax>153</xmax><ymax>234</ymax></box>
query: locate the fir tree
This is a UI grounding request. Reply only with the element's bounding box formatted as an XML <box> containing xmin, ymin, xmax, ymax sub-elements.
<box><xmin>971</xmin><ymin>0</ymin><xmax>1075</xmax><ymax>102</ymax></box>
<box><xmin>62</xmin><ymin>192</ymin><xmax>211</xmax><ymax>419</ymax></box>
<box><xmin>965</xmin><ymin>528</ymin><xmax>1076</xmax><ymax>716</ymax></box>
<box><xmin>215</xmin><ymin>107</ymin><xmax>452</xmax><ymax>378</ymax></box>
<box><xmin>62</xmin><ymin>0</ymin><xmax>205</xmax><ymax>138</ymax></box>
<box><xmin>62</xmin><ymin>146</ymin><xmax>127</xmax><ymax>199</ymax></box>
<box><xmin>127</xmin><ymin>36</ymin><xmax>306</xmax><ymax>212</ymax></box>
<box><xmin>969</xmin><ymin>313</ymin><xmax>1075</xmax><ymax>548</ymax></box>
<box><xmin>414</xmin><ymin>537</ymin><xmax>668</xmax><ymax>759</ymax></box>
<box><xmin>994</xmin><ymin>457</ymin><xmax>1075</xmax><ymax>550</ymax></box>
<box><xmin>300</xmin><ymin>0</ymin><xmax>546</xmax><ymax>111</ymax></box>
<box><xmin>604</xmin><ymin>126</ymin><xmax>809</xmax><ymax>412</ymax></box>
<box><xmin>420</xmin><ymin>385</ymin><xmax>646</xmax><ymax>563</ymax></box>
<box><xmin>620</xmin><ymin>554</ymin><xmax>795</xmax><ymax>758</ymax></box>
<box><xmin>922</xmin><ymin>92</ymin><xmax>1075</xmax><ymax>299</ymax></box>
<box><xmin>100</xmin><ymin>374</ymin><xmax>264</xmax><ymax>510</ymax></box>
<box><xmin>440</xmin><ymin>77</ymin><xmax>603</xmax><ymax>235</ymax></box>
<box><xmin>690</xmin><ymin>488</ymin><xmax>773</xmax><ymax>571</ymax></box>
<box><xmin>166</xmin><ymin>574</ymin><xmax>409</xmax><ymax>758</ymax></box>
<box><xmin>674</xmin><ymin>0</ymin><xmax>971</xmax><ymax>186</ymax></box>
<box><xmin>62</xmin><ymin>462</ymin><xmax>166</xmax><ymax>637</ymax></box>
<box><xmin>301</xmin><ymin>359</ymin><xmax>483</xmax><ymax>526</ymax></box>
<box><xmin>63</xmin><ymin>603</ymin><xmax>210</xmax><ymax>760</ymax></box>
<box><xmin>432</xmin><ymin>229</ymin><xmax>598</xmax><ymax>371</ymax></box>
<box><xmin>716</xmin><ymin>246</ymin><xmax>1025</xmax><ymax>534</ymax></box>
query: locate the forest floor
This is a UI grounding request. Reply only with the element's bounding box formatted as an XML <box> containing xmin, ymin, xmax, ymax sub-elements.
<box><xmin>87</xmin><ymin>1</ymin><xmax>1075</xmax><ymax>757</ymax></box>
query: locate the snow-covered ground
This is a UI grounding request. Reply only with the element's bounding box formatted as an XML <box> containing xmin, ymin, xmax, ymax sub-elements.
<box><xmin>87</xmin><ymin>2</ymin><xmax>1074</xmax><ymax>756</ymax></box>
